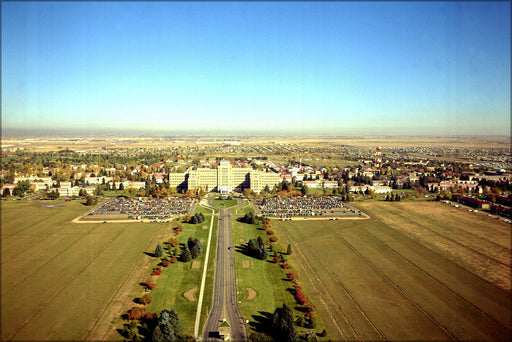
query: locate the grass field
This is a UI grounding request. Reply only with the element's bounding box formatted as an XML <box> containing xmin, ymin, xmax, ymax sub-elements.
<box><xmin>273</xmin><ymin>201</ymin><xmax>511</xmax><ymax>341</ymax></box>
<box><xmin>144</xmin><ymin>207</ymin><xmax>218</xmax><ymax>337</ymax></box>
<box><xmin>211</xmin><ymin>198</ymin><xmax>238</xmax><ymax>208</ymax></box>
<box><xmin>231</xmin><ymin>201</ymin><xmax>327</xmax><ymax>338</ymax></box>
<box><xmin>1</xmin><ymin>200</ymin><xmax>171</xmax><ymax>341</ymax></box>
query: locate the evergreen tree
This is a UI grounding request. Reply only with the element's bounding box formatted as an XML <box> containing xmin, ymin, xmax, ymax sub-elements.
<box><xmin>271</xmin><ymin>304</ymin><xmax>298</xmax><ymax>342</ymax></box>
<box><xmin>151</xmin><ymin>326</ymin><xmax>164</xmax><ymax>342</ymax></box>
<box><xmin>181</xmin><ymin>247</ymin><xmax>192</xmax><ymax>262</ymax></box>
<box><xmin>287</xmin><ymin>244</ymin><xmax>293</xmax><ymax>255</ymax></box>
<box><xmin>119</xmin><ymin>182</ymin><xmax>124</xmax><ymax>190</ymax></box>
<box><xmin>155</xmin><ymin>243</ymin><xmax>163</xmax><ymax>258</ymax></box>
<box><xmin>167</xmin><ymin>309</ymin><xmax>182</xmax><ymax>337</ymax></box>
<box><xmin>257</xmin><ymin>236</ymin><xmax>264</xmax><ymax>248</ymax></box>
<box><xmin>259</xmin><ymin>245</ymin><xmax>269</xmax><ymax>260</ymax></box>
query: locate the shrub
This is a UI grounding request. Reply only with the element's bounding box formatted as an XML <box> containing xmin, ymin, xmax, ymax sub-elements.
<box><xmin>269</xmin><ymin>236</ymin><xmax>278</xmax><ymax>242</ymax></box>
<box><xmin>295</xmin><ymin>289</ymin><xmax>307</xmax><ymax>305</ymax></box>
<box><xmin>145</xmin><ymin>280</ymin><xmax>157</xmax><ymax>290</ymax></box>
<box><xmin>281</xmin><ymin>263</ymin><xmax>291</xmax><ymax>269</ymax></box>
<box><xmin>127</xmin><ymin>306</ymin><xmax>146</xmax><ymax>321</ymax></box>
<box><xmin>142</xmin><ymin>311</ymin><xmax>155</xmax><ymax>322</ymax></box>
<box><xmin>286</xmin><ymin>272</ymin><xmax>298</xmax><ymax>280</ymax></box>
<box><xmin>267</xmin><ymin>230</ymin><xmax>274</xmax><ymax>235</ymax></box>
<box><xmin>272</xmin><ymin>256</ymin><xmax>281</xmax><ymax>263</ymax></box>
<box><xmin>162</xmin><ymin>261</ymin><xmax>172</xmax><ymax>267</ymax></box>
<box><xmin>170</xmin><ymin>256</ymin><xmax>178</xmax><ymax>263</ymax></box>
<box><xmin>167</xmin><ymin>237</ymin><xmax>179</xmax><ymax>248</ymax></box>
<box><xmin>139</xmin><ymin>294</ymin><xmax>152</xmax><ymax>305</ymax></box>
<box><xmin>151</xmin><ymin>268</ymin><xmax>162</xmax><ymax>276</ymax></box>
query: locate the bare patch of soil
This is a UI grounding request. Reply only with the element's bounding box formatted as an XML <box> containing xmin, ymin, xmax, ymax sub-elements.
<box><xmin>243</xmin><ymin>260</ymin><xmax>250</xmax><ymax>268</ymax></box>
<box><xmin>246</xmin><ymin>287</ymin><xmax>257</xmax><ymax>300</ymax></box>
<box><xmin>202</xmin><ymin>225</ymin><xmax>208</xmax><ymax>230</ymax></box>
<box><xmin>192</xmin><ymin>261</ymin><xmax>201</xmax><ymax>269</ymax></box>
<box><xmin>184</xmin><ymin>287</ymin><xmax>197</xmax><ymax>301</ymax></box>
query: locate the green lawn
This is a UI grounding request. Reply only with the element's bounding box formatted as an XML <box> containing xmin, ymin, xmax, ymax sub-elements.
<box><xmin>231</xmin><ymin>209</ymin><xmax>327</xmax><ymax>338</ymax></box>
<box><xmin>211</xmin><ymin>198</ymin><xmax>238</xmax><ymax>208</ymax></box>
<box><xmin>233</xmin><ymin>200</ymin><xmax>254</xmax><ymax>216</ymax></box>
<box><xmin>194</xmin><ymin>203</ymin><xmax>218</xmax><ymax>216</ymax></box>
<box><xmin>145</xmin><ymin>213</ymin><xmax>217</xmax><ymax>337</ymax></box>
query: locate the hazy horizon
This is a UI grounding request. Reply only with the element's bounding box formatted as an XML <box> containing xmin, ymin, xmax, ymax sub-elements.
<box><xmin>2</xmin><ymin>2</ymin><xmax>510</xmax><ymax>136</ymax></box>
<box><xmin>2</xmin><ymin>127</ymin><xmax>510</xmax><ymax>139</ymax></box>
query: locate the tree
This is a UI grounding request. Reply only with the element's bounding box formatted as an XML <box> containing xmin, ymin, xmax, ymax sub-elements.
<box><xmin>181</xmin><ymin>247</ymin><xmax>192</xmax><ymax>262</ymax></box>
<box><xmin>287</xmin><ymin>244</ymin><xmax>292</xmax><ymax>255</ymax></box>
<box><xmin>119</xmin><ymin>182</ymin><xmax>124</xmax><ymax>190</ymax></box>
<box><xmin>2</xmin><ymin>188</ymin><xmax>11</xmax><ymax>197</ymax></box>
<box><xmin>242</xmin><ymin>212</ymin><xmax>255</xmax><ymax>224</ymax></box>
<box><xmin>14</xmin><ymin>180</ymin><xmax>31</xmax><ymax>197</ymax></box>
<box><xmin>151</xmin><ymin>308</ymin><xmax>181</xmax><ymax>342</ymax></box>
<box><xmin>85</xmin><ymin>195</ymin><xmax>96</xmax><ymax>206</ymax></box>
<box><xmin>271</xmin><ymin>303</ymin><xmax>298</xmax><ymax>342</ymax></box>
<box><xmin>155</xmin><ymin>243</ymin><xmax>163</xmax><ymax>258</ymax></box>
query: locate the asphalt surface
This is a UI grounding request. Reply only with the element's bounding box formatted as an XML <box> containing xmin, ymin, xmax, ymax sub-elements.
<box><xmin>202</xmin><ymin>199</ymin><xmax>247</xmax><ymax>341</ymax></box>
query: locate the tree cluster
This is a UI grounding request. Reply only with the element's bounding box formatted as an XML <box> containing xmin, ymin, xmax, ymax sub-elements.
<box><xmin>271</xmin><ymin>304</ymin><xmax>298</xmax><ymax>342</ymax></box>
<box><xmin>151</xmin><ymin>309</ymin><xmax>183</xmax><ymax>342</ymax></box>
<box><xmin>241</xmin><ymin>212</ymin><xmax>256</xmax><ymax>224</ymax></box>
<box><xmin>187</xmin><ymin>237</ymin><xmax>202</xmax><ymax>259</ymax></box>
<box><xmin>247</xmin><ymin>236</ymin><xmax>269</xmax><ymax>260</ymax></box>
<box><xmin>85</xmin><ymin>195</ymin><xmax>98</xmax><ymax>206</ymax></box>
<box><xmin>385</xmin><ymin>194</ymin><xmax>401</xmax><ymax>201</ymax></box>
<box><xmin>13</xmin><ymin>180</ymin><xmax>31</xmax><ymax>197</ymax></box>
<box><xmin>187</xmin><ymin>213</ymin><xmax>205</xmax><ymax>224</ymax></box>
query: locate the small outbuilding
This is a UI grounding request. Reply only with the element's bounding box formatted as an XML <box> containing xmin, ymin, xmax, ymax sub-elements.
<box><xmin>219</xmin><ymin>320</ymin><xmax>230</xmax><ymax>341</ymax></box>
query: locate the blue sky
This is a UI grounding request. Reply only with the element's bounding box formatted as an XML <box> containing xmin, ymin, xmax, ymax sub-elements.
<box><xmin>2</xmin><ymin>2</ymin><xmax>510</xmax><ymax>136</ymax></box>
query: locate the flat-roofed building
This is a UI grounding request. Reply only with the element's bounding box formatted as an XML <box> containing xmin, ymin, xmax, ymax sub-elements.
<box><xmin>185</xmin><ymin>161</ymin><xmax>280</xmax><ymax>193</ymax></box>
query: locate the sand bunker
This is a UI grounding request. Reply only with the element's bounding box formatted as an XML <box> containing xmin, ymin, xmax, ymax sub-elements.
<box><xmin>246</xmin><ymin>287</ymin><xmax>257</xmax><ymax>300</ymax></box>
<box><xmin>192</xmin><ymin>261</ymin><xmax>201</xmax><ymax>269</ymax></box>
<box><xmin>243</xmin><ymin>260</ymin><xmax>250</xmax><ymax>268</ymax></box>
<box><xmin>184</xmin><ymin>287</ymin><xmax>197</xmax><ymax>301</ymax></box>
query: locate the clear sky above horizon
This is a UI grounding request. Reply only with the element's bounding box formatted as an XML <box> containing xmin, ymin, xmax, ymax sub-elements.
<box><xmin>2</xmin><ymin>1</ymin><xmax>510</xmax><ymax>136</ymax></box>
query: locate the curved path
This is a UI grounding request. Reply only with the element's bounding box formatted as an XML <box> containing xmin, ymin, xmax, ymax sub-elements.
<box><xmin>202</xmin><ymin>199</ymin><xmax>247</xmax><ymax>341</ymax></box>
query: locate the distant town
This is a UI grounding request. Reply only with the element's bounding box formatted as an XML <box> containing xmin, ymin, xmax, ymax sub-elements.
<box><xmin>1</xmin><ymin>136</ymin><xmax>510</xmax><ymax>218</ymax></box>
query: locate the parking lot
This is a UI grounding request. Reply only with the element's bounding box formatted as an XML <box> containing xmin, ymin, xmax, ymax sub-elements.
<box><xmin>87</xmin><ymin>197</ymin><xmax>194</xmax><ymax>220</ymax></box>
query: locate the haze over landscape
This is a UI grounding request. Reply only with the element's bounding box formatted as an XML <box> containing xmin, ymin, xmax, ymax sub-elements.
<box><xmin>2</xmin><ymin>1</ymin><xmax>510</xmax><ymax>136</ymax></box>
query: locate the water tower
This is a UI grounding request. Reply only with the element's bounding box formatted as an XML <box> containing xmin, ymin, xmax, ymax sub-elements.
<box><xmin>375</xmin><ymin>146</ymin><xmax>382</xmax><ymax>168</ymax></box>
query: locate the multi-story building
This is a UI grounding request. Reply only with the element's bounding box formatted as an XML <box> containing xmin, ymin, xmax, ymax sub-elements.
<box><xmin>168</xmin><ymin>161</ymin><xmax>280</xmax><ymax>193</ymax></box>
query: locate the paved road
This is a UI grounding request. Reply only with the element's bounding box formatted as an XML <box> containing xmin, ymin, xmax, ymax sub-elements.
<box><xmin>202</xmin><ymin>199</ymin><xmax>247</xmax><ymax>341</ymax></box>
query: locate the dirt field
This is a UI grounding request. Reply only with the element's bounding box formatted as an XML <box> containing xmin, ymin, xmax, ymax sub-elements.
<box><xmin>1</xmin><ymin>201</ymin><xmax>170</xmax><ymax>341</ymax></box>
<box><xmin>274</xmin><ymin>201</ymin><xmax>511</xmax><ymax>341</ymax></box>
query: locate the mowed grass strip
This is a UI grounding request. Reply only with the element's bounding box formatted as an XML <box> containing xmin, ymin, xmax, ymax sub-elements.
<box><xmin>146</xmin><ymin>215</ymin><xmax>216</xmax><ymax>336</ymax></box>
<box><xmin>1</xmin><ymin>201</ymin><xmax>89</xmax><ymax>259</ymax></box>
<box><xmin>362</xmin><ymin>218</ymin><xmax>512</xmax><ymax>329</ymax></box>
<box><xmin>340</xmin><ymin>227</ymin><xmax>510</xmax><ymax>341</ymax></box>
<box><xmin>273</xmin><ymin>205</ymin><xmax>512</xmax><ymax>341</ymax></box>
<box><xmin>11</xmin><ymin>225</ymin><xmax>165</xmax><ymax>341</ymax></box>
<box><xmin>1</xmin><ymin>202</ymin><xmax>168</xmax><ymax>341</ymax></box>
<box><xmin>274</xmin><ymin>219</ymin><xmax>380</xmax><ymax>342</ymax></box>
<box><xmin>369</xmin><ymin>202</ymin><xmax>511</xmax><ymax>266</ymax></box>
<box><xmin>305</xmin><ymin>233</ymin><xmax>452</xmax><ymax>341</ymax></box>
<box><xmin>354</xmin><ymin>202</ymin><xmax>511</xmax><ymax>291</ymax></box>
